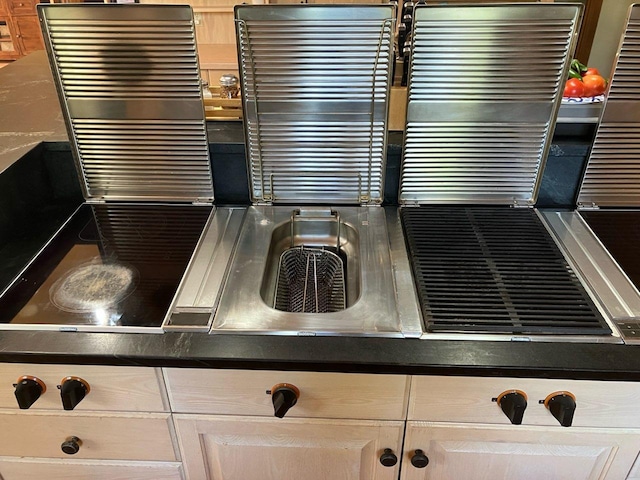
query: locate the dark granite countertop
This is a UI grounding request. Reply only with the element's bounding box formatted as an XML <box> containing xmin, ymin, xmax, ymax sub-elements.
<box><xmin>2</xmin><ymin>52</ymin><xmax>635</xmax><ymax>381</ymax></box>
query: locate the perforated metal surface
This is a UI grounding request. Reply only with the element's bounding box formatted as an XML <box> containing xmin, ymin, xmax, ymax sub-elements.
<box><xmin>402</xmin><ymin>207</ymin><xmax>610</xmax><ymax>335</ymax></box>
<box><xmin>274</xmin><ymin>247</ymin><xmax>346</xmax><ymax>313</ymax></box>
<box><xmin>236</xmin><ymin>5</ymin><xmax>394</xmax><ymax>204</ymax></box>
<box><xmin>578</xmin><ymin>4</ymin><xmax>640</xmax><ymax>207</ymax></box>
<box><xmin>400</xmin><ymin>4</ymin><xmax>580</xmax><ymax>205</ymax></box>
<box><xmin>38</xmin><ymin>4</ymin><xmax>213</xmax><ymax>202</ymax></box>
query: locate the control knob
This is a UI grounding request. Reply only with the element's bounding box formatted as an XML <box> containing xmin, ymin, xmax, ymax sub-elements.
<box><xmin>13</xmin><ymin>376</ymin><xmax>46</xmax><ymax>409</ymax></box>
<box><xmin>543</xmin><ymin>391</ymin><xmax>576</xmax><ymax>427</ymax></box>
<box><xmin>495</xmin><ymin>389</ymin><xmax>527</xmax><ymax>425</ymax></box>
<box><xmin>268</xmin><ymin>383</ymin><xmax>300</xmax><ymax>418</ymax></box>
<box><xmin>58</xmin><ymin>377</ymin><xmax>90</xmax><ymax>411</ymax></box>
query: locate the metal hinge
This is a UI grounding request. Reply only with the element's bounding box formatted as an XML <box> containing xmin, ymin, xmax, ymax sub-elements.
<box><xmin>192</xmin><ymin>197</ymin><xmax>214</xmax><ymax>206</ymax></box>
<box><xmin>577</xmin><ymin>202</ymin><xmax>600</xmax><ymax>210</ymax></box>
<box><xmin>511</xmin><ymin>198</ymin><xmax>535</xmax><ymax>208</ymax></box>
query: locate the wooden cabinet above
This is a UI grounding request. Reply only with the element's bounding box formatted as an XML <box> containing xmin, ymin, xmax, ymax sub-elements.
<box><xmin>0</xmin><ymin>0</ymin><xmax>43</xmax><ymax>59</ymax></box>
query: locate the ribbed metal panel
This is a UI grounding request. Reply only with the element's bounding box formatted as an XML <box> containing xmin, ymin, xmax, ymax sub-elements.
<box><xmin>38</xmin><ymin>5</ymin><xmax>213</xmax><ymax>202</ymax></box>
<box><xmin>72</xmin><ymin>119</ymin><xmax>211</xmax><ymax>199</ymax></box>
<box><xmin>400</xmin><ymin>4</ymin><xmax>580</xmax><ymax>205</ymax></box>
<box><xmin>578</xmin><ymin>5</ymin><xmax>640</xmax><ymax>207</ymax></box>
<box><xmin>236</xmin><ymin>6</ymin><xmax>394</xmax><ymax>204</ymax></box>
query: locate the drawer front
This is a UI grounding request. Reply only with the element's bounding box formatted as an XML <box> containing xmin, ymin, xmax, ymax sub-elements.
<box><xmin>0</xmin><ymin>363</ymin><xmax>168</xmax><ymax>412</ymax></box>
<box><xmin>164</xmin><ymin>369</ymin><xmax>409</xmax><ymax>420</ymax></box>
<box><xmin>8</xmin><ymin>0</ymin><xmax>35</xmax><ymax>15</ymax></box>
<box><xmin>0</xmin><ymin>458</ymin><xmax>183</xmax><ymax>480</ymax></box>
<box><xmin>409</xmin><ymin>376</ymin><xmax>640</xmax><ymax>428</ymax></box>
<box><xmin>0</xmin><ymin>411</ymin><xmax>177</xmax><ymax>461</ymax></box>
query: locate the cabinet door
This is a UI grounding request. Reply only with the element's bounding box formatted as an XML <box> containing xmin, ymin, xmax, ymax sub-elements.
<box><xmin>174</xmin><ymin>415</ymin><xmax>404</xmax><ymax>480</ymax></box>
<box><xmin>0</xmin><ymin>17</ymin><xmax>19</xmax><ymax>59</ymax></box>
<box><xmin>402</xmin><ymin>422</ymin><xmax>640</xmax><ymax>480</ymax></box>
<box><xmin>12</xmin><ymin>15</ymin><xmax>42</xmax><ymax>54</ymax></box>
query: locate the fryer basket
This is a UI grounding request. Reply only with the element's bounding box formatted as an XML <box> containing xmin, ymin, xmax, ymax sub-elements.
<box><xmin>274</xmin><ymin>247</ymin><xmax>346</xmax><ymax>313</ymax></box>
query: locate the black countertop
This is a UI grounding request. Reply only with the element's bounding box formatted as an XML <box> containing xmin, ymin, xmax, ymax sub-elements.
<box><xmin>3</xmin><ymin>53</ymin><xmax>638</xmax><ymax>381</ymax></box>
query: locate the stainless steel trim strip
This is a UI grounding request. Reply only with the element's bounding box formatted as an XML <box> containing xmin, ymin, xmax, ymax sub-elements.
<box><xmin>400</xmin><ymin>4</ymin><xmax>581</xmax><ymax>205</ymax></box>
<box><xmin>385</xmin><ymin>207</ymin><xmax>423</xmax><ymax>338</ymax></box>
<box><xmin>163</xmin><ymin>207</ymin><xmax>246</xmax><ymax>332</ymax></box>
<box><xmin>38</xmin><ymin>4</ymin><xmax>213</xmax><ymax>203</ymax></box>
<box><xmin>577</xmin><ymin>3</ymin><xmax>640</xmax><ymax>207</ymax></box>
<box><xmin>235</xmin><ymin>6</ymin><xmax>394</xmax><ymax>204</ymax></box>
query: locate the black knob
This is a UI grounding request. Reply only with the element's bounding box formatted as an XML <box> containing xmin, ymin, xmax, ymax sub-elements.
<box><xmin>497</xmin><ymin>390</ymin><xmax>527</xmax><ymax>425</ymax></box>
<box><xmin>411</xmin><ymin>449</ymin><xmax>429</xmax><ymax>468</ymax></box>
<box><xmin>379</xmin><ymin>448</ymin><xmax>398</xmax><ymax>467</ymax></box>
<box><xmin>61</xmin><ymin>436</ymin><xmax>82</xmax><ymax>455</ymax></box>
<box><xmin>58</xmin><ymin>377</ymin><xmax>90</xmax><ymax>411</ymax></box>
<box><xmin>545</xmin><ymin>392</ymin><xmax>576</xmax><ymax>427</ymax></box>
<box><xmin>270</xmin><ymin>383</ymin><xmax>299</xmax><ymax>418</ymax></box>
<box><xmin>14</xmin><ymin>376</ymin><xmax>45</xmax><ymax>409</ymax></box>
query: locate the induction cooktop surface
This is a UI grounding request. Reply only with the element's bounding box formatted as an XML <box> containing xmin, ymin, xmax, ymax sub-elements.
<box><xmin>0</xmin><ymin>203</ymin><xmax>211</xmax><ymax>331</ymax></box>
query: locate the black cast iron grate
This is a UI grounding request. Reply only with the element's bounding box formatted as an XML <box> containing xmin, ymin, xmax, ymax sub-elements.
<box><xmin>401</xmin><ymin>207</ymin><xmax>611</xmax><ymax>335</ymax></box>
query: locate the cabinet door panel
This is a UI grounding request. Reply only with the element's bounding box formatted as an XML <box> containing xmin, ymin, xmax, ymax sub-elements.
<box><xmin>0</xmin><ymin>458</ymin><xmax>183</xmax><ymax>480</ymax></box>
<box><xmin>174</xmin><ymin>415</ymin><xmax>404</xmax><ymax>480</ymax></box>
<box><xmin>402</xmin><ymin>422</ymin><xmax>640</xmax><ymax>480</ymax></box>
<box><xmin>12</xmin><ymin>16</ymin><xmax>42</xmax><ymax>53</ymax></box>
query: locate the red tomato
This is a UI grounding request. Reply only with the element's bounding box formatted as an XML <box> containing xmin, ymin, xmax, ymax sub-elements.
<box><xmin>583</xmin><ymin>67</ymin><xmax>601</xmax><ymax>77</ymax></box>
<box><xmin>582</xmin><ymin>74</ymin><xmax>607</xmax><ymax>96</ymax></box>
<box><xmin>563</xmin><ymin>78</ymin><xmax>585</xmax><ymax>97</ymax></box>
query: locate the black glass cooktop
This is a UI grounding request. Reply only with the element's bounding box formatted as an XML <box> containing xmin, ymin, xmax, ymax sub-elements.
<box><xmin>581</xmin><ymin>210</ymin><xmax>640</xmax><ymax>290</ymax></box>
<box><xmin>0</xmin><ymin>203</ymin><xmax>211</xmax><ymax>330</ymax></box>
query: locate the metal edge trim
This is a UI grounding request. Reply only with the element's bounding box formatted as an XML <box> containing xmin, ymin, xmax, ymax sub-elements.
<box><xmin>385</xmin><ymin>206</ymin><xmax>423</xmax><ymax>338</ymax></box>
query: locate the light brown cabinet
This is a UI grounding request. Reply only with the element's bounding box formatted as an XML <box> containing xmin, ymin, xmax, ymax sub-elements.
<box><xmin>0</xmin><ymin>364</ymin><xmax>182</xmax><ymax>480</ymax></box>
<box><xmin>0</xmin><ymin>0</ymin><xmax>42</xmax><ymax>60</ymax></box>
<box><xmin>165</xmin><ymin>368</ymin><xmax>409</xmax><ymax>480</ymax></box>
<box><xmin>4</xmin><ymin>364</ymin><xmax>640</xmax><ymax>479</ymax></box>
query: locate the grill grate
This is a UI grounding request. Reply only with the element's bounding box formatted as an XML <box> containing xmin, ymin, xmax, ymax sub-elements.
<box><xmin>401</xmin><ymin>207</ymin><xmax>611</xmax><ymax>335</ymax></box>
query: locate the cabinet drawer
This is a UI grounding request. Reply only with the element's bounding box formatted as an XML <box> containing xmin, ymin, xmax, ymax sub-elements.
<box><xmin>409</xmin><ymin>376</ymin><xmax>640</xmax><ymax>428</ymax></box>
<box><xmin>0</xmin><ymin>458</ymin><xmax>183</xmax><ymax>480</ymax></box>
<box><xmin>164</xmin><ymin>369</ymin><xmax>409</xmax><ymax>420</ymax></box>
<box><xmin>0</xmin><ymin>411</ymin><xmax>177</xmax><ymax>461</ymax></box>
<box><xmin>0</xmin><ymin>363</ymin><xmax>168</xmax><ymax>412</ymax></box>
<box><xmin>8</xmin><ymin>0</ymin><xmax>35</xmax><ymax>15</ymax></box>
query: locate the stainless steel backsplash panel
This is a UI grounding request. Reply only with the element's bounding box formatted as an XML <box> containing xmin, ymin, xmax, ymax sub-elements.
<box><xmin>235</xmin><ymin>5</ymin><xmax>394</xmax><ymax>204</ymax></box>
<box><xmin>38</xmin><ymin>4</ymin><xmax>214</xmax><ymax>203</ymax></box>
<box><xmin>577</xmin><ymin>4</ymin><xmax>640</xmax><ymax>208</ymax></box>
<box><xmin>400</xmin><ymin>4</ymin><xmax>581</xmax><ymax>205</ymax></box>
